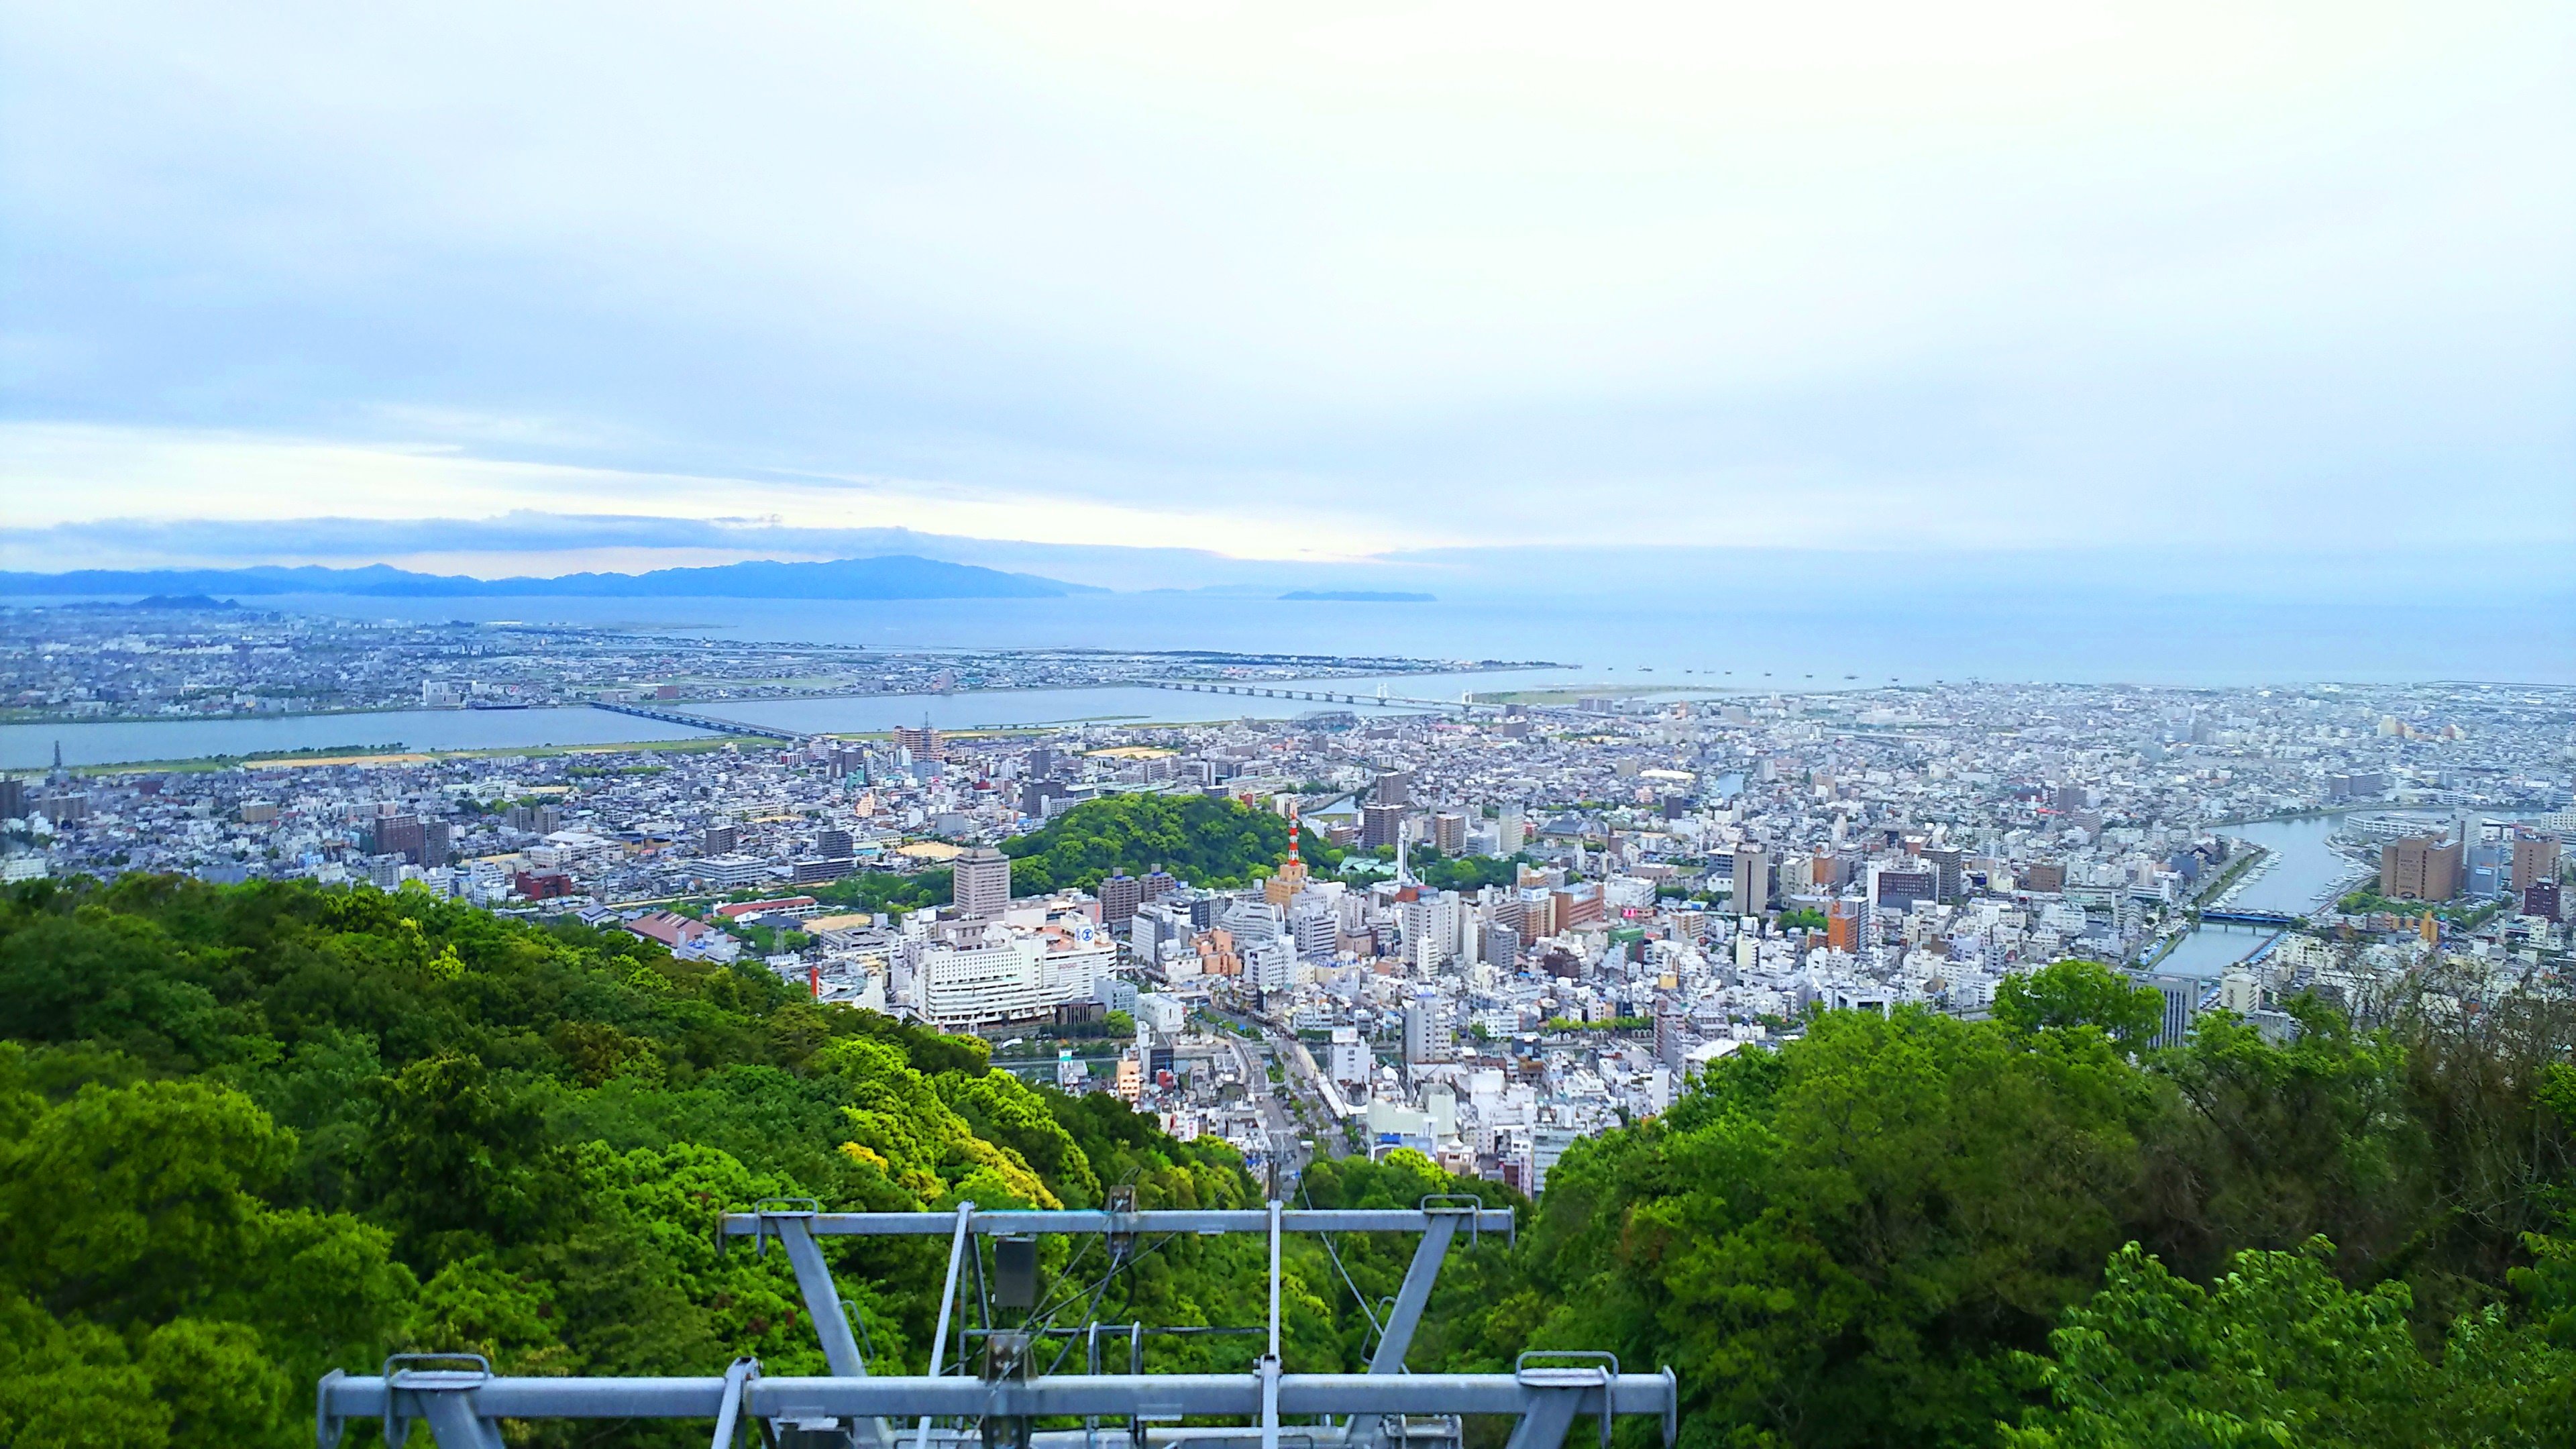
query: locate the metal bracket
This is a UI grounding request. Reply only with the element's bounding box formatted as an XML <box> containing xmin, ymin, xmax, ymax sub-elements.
<box><xmin>380</xmin><ymin>1354</ymin><xmax>499</xmax><ymax>1449</ymax></box>
<box><xmin>731</xmin><ymin>1197</ymin><xmax>824</xmax><ymax>1259</ymax></box>
<box><xmin>1417</xmin><ymin>1195</ymin><xmax>1485</xmax><ymax>1249</ymax></box>
<box><xmin>1514</xmin><ymin>1352</ymin><xmax>1619</xmax><ymax>1449</ymax></box>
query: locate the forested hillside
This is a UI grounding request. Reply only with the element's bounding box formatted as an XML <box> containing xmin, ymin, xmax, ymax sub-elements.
<box><xmin>999</xmin><ymin>794</ymin><xmax>1339</xmax><ymax>895</ymax></box>
<box><xmin>0</xmin><ymin>876</ymin><xmax>1500</xmax><ymax>1448</ymax></box>
<box><xmin>1462</xmin><ymin>965</ymin><xmax>2576</xmax><ymax>1448</ymax></box>
<box><xmin>4</xmin><ymin>875</ymin><xmax>2574</xmax><ymax>1449</ymax></box>
<box><xmin>809</xmin><ymin>794</ymin><xmax>1337</xmax><ymax>915</ymax></box>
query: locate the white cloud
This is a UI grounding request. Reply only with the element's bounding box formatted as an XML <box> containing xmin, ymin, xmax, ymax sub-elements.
<box><xmin>0</xmin><ymin>423</ymin><xmax>1394</xmax><ymax>562</ymax></box>
<box><xmin>0</xmin><ymin>1</ymin><xmax>2567</xmax><ymax>551</ymax></box>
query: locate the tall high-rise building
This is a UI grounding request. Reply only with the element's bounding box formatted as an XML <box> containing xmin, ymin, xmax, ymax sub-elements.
<box><xmin>954</xmin><ymin>847</ymin><xmax>1012</xmax><ymax>918</ymax></box>
<box><xmin>2052</xmin><ymin>784</ymin><xmax>2088</xmax><ymax>815</ymax></box>
<box><xmin>1495</xmin><ymin>805</ymin><xmax>1525</xmax><ymax>855</ymax></box>
<box><xmin>2380</xmin><ymin>835</ymin><xmax>2461</xmax><ymax>902</ymax></box>
<box><xmin>1432</xmin><ymin>811</ymin><xmax>1467</xmax><ymax>853</ymax></box>
<box><xmin>374</xmin><ymin>815</ymin><xmax>427</xmax><ymax>863</ymax></box>
<box><xmin>815</xmin><ymin>827</ymin><xmax>854</xmax><ymax>859</ymax></box>
<box><xmin>1401</xmin><ymin>993</ymin><xmax>1450</xmax><ymax>1066</ymax></box>
<box><xmin>1362</xmin><ymin>803</ymin><xmax>1407</xmax><ymax>851</ymax></box>
<box><xmin>1925</xmin><ymin>847</ymin><xmax>1964</xmax><ymax>902</ymax></box>
<box><xmin>1732</xmin><ymin>847</ymin><xmax>1770</xmax><ymax>916</ymax></box>
<box><xmin>1371</xmin><ymin>770</ymin><xmax>1412</xmax><ymax>807</ymax></box>
<box><xmin>1099</xmin><ymin>873</ymin><xmax>1143</xmax><ymax>927</ymax></box>
<box><xmin>893</xmin><ymin>723</ymin><xmax>944</xmax><ymax>760</ymax></box>
<box><xmin>2511</xmin><ymin>832</ymin><xmax>2561</xmax><ymax>894</ymax></box>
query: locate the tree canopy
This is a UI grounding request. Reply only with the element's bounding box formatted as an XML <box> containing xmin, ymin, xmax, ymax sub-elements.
<box><xmin>1000</xmin><ymin>794</ymin><xmax>1334</xmax><ymax>896</ymax></box>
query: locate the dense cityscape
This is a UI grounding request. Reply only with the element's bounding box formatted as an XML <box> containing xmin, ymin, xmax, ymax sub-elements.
<box><xmin>0</xmin><ymin>599</ymin><xmax>1498</xmax><ymax>720</ymax></box>
<box><xmin>11</xmin><ymin>645</ymin><xmax>2570</xmax><ymax>1195</ymax></box>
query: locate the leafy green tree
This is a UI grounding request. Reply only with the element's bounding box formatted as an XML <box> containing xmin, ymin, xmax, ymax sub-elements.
<box><xmin>1489</xmin><ymin>1008</ymin><xmax>2156</xmax><ymax>1448</ymax></box>
<box><xmin>1000</xmin><ymin>794</ymin><xmax>1322</xmax><ymax>894</ymax></box>
<box><xmin>2007</xmin><ymin>1236</ymin><xmax>2575</xmax><ymax>1449</ymax></box>
<box><xmin>1994</xmin><ymin>961</ymin><xmax>2165</xmax><ymax>1051</ymax></box>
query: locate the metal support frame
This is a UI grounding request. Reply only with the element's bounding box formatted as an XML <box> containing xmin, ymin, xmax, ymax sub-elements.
<box><xmin>326</xmin><ymin>1202</ymin><xmax>1669</xmax><ymax>1449</ymax></box>
<box><xmin>317</xmin><ymin>1371</ymin><xmax>1676</xmax><ymax>1447</ymax></box>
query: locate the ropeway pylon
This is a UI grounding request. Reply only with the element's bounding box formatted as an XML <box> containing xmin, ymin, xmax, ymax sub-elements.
<box><xmin>317</xmin><ymin>1198</ymin><xmax>1674</xmax><ymax>1449</ymax></box>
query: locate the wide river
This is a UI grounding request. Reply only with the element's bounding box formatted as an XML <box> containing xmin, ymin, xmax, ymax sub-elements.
<box><xmin>1</xmin><ymin>666</ymin><xmax>1642</xmax><ymax>769</ymax></box>
<box><xmin>2151</xmin><ymin>816</ymin><xmax>2375</xmax><ymax>978</ymax></box>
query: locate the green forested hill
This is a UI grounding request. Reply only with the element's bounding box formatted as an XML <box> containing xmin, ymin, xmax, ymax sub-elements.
<box><xmin>999</xmin><ymin>794</ymin><xmax>1337</xmax><ymax>896</ymax></box>
<box><xmin>1457</xmin><ymin>967</ymin><xmax>2576</xmax><ymax>1448</ymax></box>
<box><xmin>808</xmin><ymin>794</ymin><xmax>1334</xmax><ymax>914</ymax></box>
<box><xmin>0</xmin><ymin>875</ymin><xmax>1503</xmax><ymax>1448</ymax></box>
<box><xmin>5</xmin><ymin>875</ymin><xmax>2575</xmax><ymax>1449</ymax></box>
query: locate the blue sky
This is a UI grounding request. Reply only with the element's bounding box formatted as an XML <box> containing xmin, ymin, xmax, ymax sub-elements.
<box><xmin>2</xmin><ymin>2</ymin><xmax>2570</xmax><ymax>583</ymax></box>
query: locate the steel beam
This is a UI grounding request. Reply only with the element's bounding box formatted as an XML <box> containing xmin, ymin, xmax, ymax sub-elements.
<box><xmin>718</xmin><ymin>1210</ymin><xmax>1514</xmax><ymax>1240</ymax></box>
<box><xmin>915</xmin><ymin>1204</ymin><xmax>975</xmax><ymax>1449</ymax></box>
<box><xmin>1338</xmin><ymin>1209</ymin><xmax>1462</xmax><ymax>1448</ymax></box>
<box><xmin>319</xmin><ymin>1371</ymin><xmax>1675</xmax><ymax>1424</ymax></box>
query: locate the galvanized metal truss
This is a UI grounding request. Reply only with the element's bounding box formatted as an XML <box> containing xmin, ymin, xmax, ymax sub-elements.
<box><xmin>317</xmin><ymin>1198</ymin><xmax>1674</xmax><ymax>1449</ymax></box>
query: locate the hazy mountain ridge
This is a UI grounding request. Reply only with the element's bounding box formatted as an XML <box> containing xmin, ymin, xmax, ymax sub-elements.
<box><xmin>0</xmin><ymin>554</ymin><xmax>1094</xmax><ymax>600</ymax></box>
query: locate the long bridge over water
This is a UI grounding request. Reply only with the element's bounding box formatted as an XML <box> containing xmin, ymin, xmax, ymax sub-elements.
<box><xmin>1135</xmin><ymin>680</ymin><xmax>1497</xmax><ymax>714</ymax></box>
<box><xmin>590</xmin><ymin>700</ymin><xmax>798</xmax><ymax>741</ymax></box>
<box><xmin>2197</xmin><ymin>908</ymin><xmax>2302</xmax><ymax>926</ymax></box>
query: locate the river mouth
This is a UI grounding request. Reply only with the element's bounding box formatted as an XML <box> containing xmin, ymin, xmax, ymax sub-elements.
<box><xmin>2151</xmin><ymin>809</ymin><xmax>2538</xmax><ymax>979</ymax></box>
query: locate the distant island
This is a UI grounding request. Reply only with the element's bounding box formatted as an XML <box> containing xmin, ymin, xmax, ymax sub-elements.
<box><xmin>1279</xmin><ymin>590</ymin><xmax>1436</xmax><ymax>603</ymax></box>
<box><xmin>0</xmin><ymin>554</ymin><xmax>1095</xmax><ymax>602</ymax></box>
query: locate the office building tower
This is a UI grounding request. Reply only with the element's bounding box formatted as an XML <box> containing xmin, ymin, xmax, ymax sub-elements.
<box><xmin>2052</xmin><ymin>784</ymin><xmax>2088</xmax><ymax>815</ymax></box>
<box><xmin>2512</xmin><ymin>832</ymin><xmax>2561</xmax><ymax>894</ymax></box>
<box><xmin>1362</xmin><ymin>803</ymin><xmax>1407</xmax><ymax>851</ymax></box>
<box><xmin>1099</xmin><ymin>873</ymin><xmax>1143</xmax><ymax>928</ymax></box>
<box><xmin>1925</xmin><ymin>847</ymin><xmax>1964</xmax><ymax>902</ymax></box>
<box><xmin>954</xmin><ymin>847</ymin><xmax>1012</xmax><ymax>918</ymax></box>
<box><xmin>1401</xmin><ymin>892</ymin><xmax>1460</xmax><ymax>975</ymax></box>
<box><xmin>1732</xmin><ymin>847</ymin><xmax>1770</xmax><ymax>917</ymax></box>
<box><xmin>1371</xmin><ymin>770</ymin><xmax>1412</xmax><ymax>807</ymax></box>
<box><xmin>816</xmin><ymin>828</ymin><xmax>853</xmax><ymax>860</ymax></box>
<box><xmin>1869</xmin><ymin>863</ymin><xmax>1937</xmax><ymax>918</ymax></box>
<box><xmin>1290</xmin><ymin>903</ymin><xmax>1337</xmax><ymax>962</ymax></box>
<box><xmin>1401</xmin><ymin>994</ymin><xmax>1450</xmax><ymax>1065</ymax></box>
<box><xmin>2380</xmin><ymin>836</ymin><xmax>2462</xmax><ymax>902</ymax></box>
<box><xmin>0</xmin><ymin>777</ymin><xmax>23</xmax><ymax>821</ymax></box>
<box><xmin>2139</xmin><ymin>972</ymin><xmax>2200</xmax><ymax>1050</ymax></box>
<box><xmin>1495</xmin><ymin>805</ymin><xmax>1525</xmax><ymax>855</ymax></box>
<box><xmin>2524</xmin><ymin>880</ymin><xmax>2561</xmax><ymax>922</ymax></box>
<box><xmin>372</xmin><ymin>815</ymin><xmax>427</xmax><ymax>863</ymax></box>
<box><xmin>1432</xmin><ymin>811</ymin><xmax>1467</xmax><ymax>853</ymax></box>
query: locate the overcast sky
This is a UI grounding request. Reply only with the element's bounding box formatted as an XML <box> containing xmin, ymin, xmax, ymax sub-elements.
<box><xmin>2</xmin><ymin>1</ymin><xmax>2570</xmax><ymax>576</ymax></box>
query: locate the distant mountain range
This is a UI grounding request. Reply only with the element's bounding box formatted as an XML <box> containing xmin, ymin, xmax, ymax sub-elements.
<box><xmin>0</xmin><ymin>555</ymin><xmax>1096</xmax><ymax>600</ymax></box>
<box><xmin>1279</xmin><ymin>590</ymin><xmax>1436</xmax><ymax>602</ymax></box>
